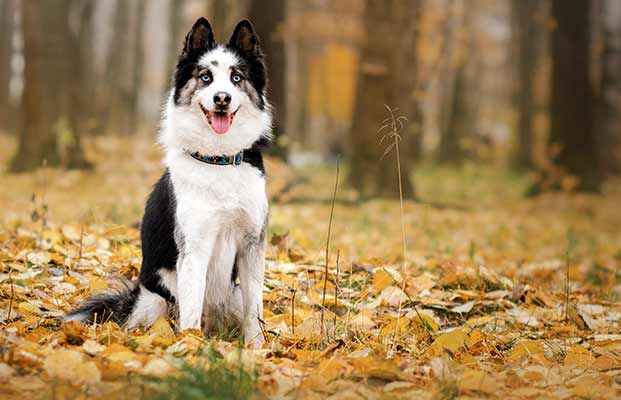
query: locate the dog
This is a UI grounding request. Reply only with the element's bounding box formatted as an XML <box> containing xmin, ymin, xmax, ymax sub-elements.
<box><xmin>66</xmin><ymin>18</ymin><xmax>272</xmax><ymax>346</ymax></box>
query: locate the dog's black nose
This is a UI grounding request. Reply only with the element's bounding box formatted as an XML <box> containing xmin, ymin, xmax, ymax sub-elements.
<box><xmin>213</xmin><ymin>92</ymin><xmax>231</xmax><ymax>107</ymax></box>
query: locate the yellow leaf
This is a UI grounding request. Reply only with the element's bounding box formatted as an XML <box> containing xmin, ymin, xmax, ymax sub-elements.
<box><xmin>373</xmin><ymin>268</ymin><xmax>396</xmax><ymax>292</ymax></box>
<box><xmin>317</xmin><ymin>358</ymin><xmax>349</xmax><ymax>382</ymax></box>
<box><xmin>142</xmin><ymin>358</ymin><xmax>174</xmax><ymax>377</ymax></box>
<box><xmin>593</xmin><ymin>354</ymin><xmax>619</xmax><ymax>371</ymax></box>
<box><xmin>380</xmin><ymin>317</ymin><xmax>410</xmax><ymax>337</ymax></box>
<box><xmin>89</xmin><ymin>277</ymin><xmax>109</xmax><ymax>294</ymax></box>
<box><xmin>378</xmin><ymin>285</ymin><xmax>409</xmax><ymax>307</ymax></box>
<box><xmin>351</xmin><ymin>357</ymin><xmax>402</xmax><ymax>381</ymax></box>
<box><xmin>459</xmin><ymin>369</ymin><xmax>498</xmax><ymax>394</ymax></box>
<box><xmin>151</xmin><ymin>318</ymin><xmax>176</xmax><ymax>346</ymax></box>
<box><xmin>44</xmin><ymin>349</ymin><xmax>101</xmax><ymax>385</ymax></box>
<box><xmin>296</xmin><ymin>317</ymin><xmax>322</xmax><ymax>340</ymax></box>
<box><xmin>564</xmin><ymin>345</ymin><xmax>594</xmax><ymax>367</ymax></box>
<box><xmin>509</xmin><ymin>340</ymin><xmax>545</xmax><ymax>363</ymax></box>
<box><xmin>349</xmin><ymin>314</ymin><xmax>376</xmax><ymax>330</ymax></box>
<box><xmin>426</xmin><ymin>329</ymin><xmax>468</xmax><ymax>358</ymax></box>
<box><xmin>18</xmin><ymin>301</ymin><xmax>41</xmax><ymax>316</ymax></box>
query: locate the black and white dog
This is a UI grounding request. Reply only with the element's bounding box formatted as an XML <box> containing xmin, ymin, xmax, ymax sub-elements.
<box><xmin>67</xmin><ymin>18</ymin><xmax>271</xmax><ymax>346</ymax></box>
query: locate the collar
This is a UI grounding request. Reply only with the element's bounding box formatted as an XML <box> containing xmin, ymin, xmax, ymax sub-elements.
<box><xmin>187</xmin><ymin>150</ymin><xmax>243</xmax><ymax>166</ymax></box>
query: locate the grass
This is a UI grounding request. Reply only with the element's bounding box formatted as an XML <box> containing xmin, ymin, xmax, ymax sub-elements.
<box><xmin>146</xmin><ymin>347</ymin><xmax>260</xmax><ymax>400</ymax></box>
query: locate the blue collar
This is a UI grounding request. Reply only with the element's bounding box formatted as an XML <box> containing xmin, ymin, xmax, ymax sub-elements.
<box><xmin>187</xmin><ymin>150</ymin><xmax>243</xmax><ymax>166</ymax></box>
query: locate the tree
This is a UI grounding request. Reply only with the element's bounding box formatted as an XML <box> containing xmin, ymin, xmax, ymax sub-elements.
<box><xmin>250</xmin><ymin>0</ymin><xmax>287</xmax><ymax>158</ymax></box>
<box><xmin>598</xmin><ymin>0</ymin><xmax>621</xmax><ymax>175</ymax></box>
<box><xmin>438</xmin><ymin>57</ymin><xmax>471</xmax><ymax>164</ymax></box>
<box><xmin>97</xmin><ymin>0</ymin><xmax>145</xmax><ymax>136</ymax></box>
<box><xmin>546</xmin><ymin>0</ymin><xmax>601</xmax><ymax>191</ymax></box>
<box><xmin>11</xmin><ymin>0</ymin><xmax>91</xmax><ymax>171</ymax></box>
<box><xmin>0</xmin><ymin>0</ymin><xmax>14</xmax><ymax>131</ymax></box>
<box><xmin>349</xmin><ymin>0</ymin><xmax>420</xmax><ymax>199</ymax></box>
<box><xmin>511</xmin><ymin>0</ymin><xmax>539</xmax><ymax>169</ymax></box>
<box><xmin>436</xmin><ymin>0</ymin><xmax>466</xmax><ymax>164</ymax></box>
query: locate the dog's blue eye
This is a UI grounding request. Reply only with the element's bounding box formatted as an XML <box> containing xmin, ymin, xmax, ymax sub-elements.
<box><xmin>200</xmin><ymin>74</ymin><xmax>211</xmax><ymax>83</ymax></box>
<box><xmin>231</xmin><ymin>73</ymin><xmax>242</xmax><ymax>83</ymax></box>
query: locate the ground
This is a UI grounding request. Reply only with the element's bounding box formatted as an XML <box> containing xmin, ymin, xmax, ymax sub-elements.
<box><xmin>0</xmin><ymin>134</ymin><xmax>620</xmax><ymax>399</ymax></box>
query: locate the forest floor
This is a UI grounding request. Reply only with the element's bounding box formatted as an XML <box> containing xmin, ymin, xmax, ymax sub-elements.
<box><xmin>0</xmin><ymin>134</ymin><xmax>620</xmax><ymax>399</ymax></box>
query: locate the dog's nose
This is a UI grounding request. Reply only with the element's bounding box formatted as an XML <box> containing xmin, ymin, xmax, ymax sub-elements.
<box><xmin>213</xmin><ymin>92</ymin><xmax>231</xmax><ymax>107</ymax></box>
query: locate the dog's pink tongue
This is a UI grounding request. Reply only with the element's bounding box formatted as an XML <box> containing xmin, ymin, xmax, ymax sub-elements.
<box><xmin>212</xmin><ymin>113</ymin><xmax>232</xmax><ymax>134</ymax></box>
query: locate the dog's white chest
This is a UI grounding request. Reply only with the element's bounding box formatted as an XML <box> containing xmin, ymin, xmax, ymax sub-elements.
<box><xmin>168</xmin><ymin>154</ymin><xmax>267</xmax><ymax>244</ymax></box>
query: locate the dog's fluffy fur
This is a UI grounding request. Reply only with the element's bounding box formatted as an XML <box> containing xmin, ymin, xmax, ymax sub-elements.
<box><xmin>66</xmin><ymin>18</ymin><xmax>271</xmax><ymax>346</ymax></box>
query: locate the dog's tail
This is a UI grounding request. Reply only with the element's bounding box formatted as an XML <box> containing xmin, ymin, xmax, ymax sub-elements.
<box><xmin>65</xmin><ymin>280</ymin><xmax>140</xmax><ymax>326</ymax></box>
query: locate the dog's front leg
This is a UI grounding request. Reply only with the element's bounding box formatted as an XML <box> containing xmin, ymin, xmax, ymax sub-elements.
<box><xmin>237</xmin><ymin>239</ymin><xmax>266</xmax><ymax>347</ymax></box>
<box><xmin>176</xmin><ymin>239</ymin><xmax>214</xmax><ymax>330</ymax></box>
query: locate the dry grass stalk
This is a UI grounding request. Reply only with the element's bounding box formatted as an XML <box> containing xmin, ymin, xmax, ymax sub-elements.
<box><xmin>320</xmin><ymin>158</ymin><xmax>340</xmax><ymax>346</ymax></box>
<box><xmin>379</xmin><ymin>105</ymin><xmax>411</xmax><ymax>351</ymax></box>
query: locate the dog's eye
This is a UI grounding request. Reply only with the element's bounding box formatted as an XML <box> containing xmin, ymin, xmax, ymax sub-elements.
<box><xmin>200</xmin><ymin>74</ymin><xmax>211</xmax><ymax>83</ymax></box>
<box><xmin>231</xmin><ymin>72</ymin><xmax>243</xmax><ymax>83</ymax></box>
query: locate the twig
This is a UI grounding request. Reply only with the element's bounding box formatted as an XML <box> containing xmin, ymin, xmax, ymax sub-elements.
<box><xmin>334</xmin><ymin>251</ymin><xmax>341</xmax><ymax>309</ymax></box>
<box><xmin>320</xmin><ymin>158</ymin><xmax>340</xmax><ymax>346</ymax></box>
<box><xmin>291</xmin><ymin>288</ymin><xmax>297</xmax><ymax>335</ymax></box>
<box><xmin>257</xmin><ymin>315</ymin><xmax>268</xmax><ymax>345</ymax></box>
<box><xmin>320</xmin><ymin>252</ymin><xmax>330</xmax><ymax>346</ymax></box>
<box><xmin>333</xmin><ymin>251</ymin><xmax>340</xmax><ymax>330</ymax></box>
<box><xmin>7</xmin><ymin>266</ymin><xmax>15</xmax><ymax>322</ymax></box>
<box><xmin>564</xmin><ymin>229</ymin><xmax>576</xmax><ymax>322</ymax></box>
<box><xmin>76</xmin><ymin>223</ymin><xmax>85</xmax><ymax>271</ymax></box>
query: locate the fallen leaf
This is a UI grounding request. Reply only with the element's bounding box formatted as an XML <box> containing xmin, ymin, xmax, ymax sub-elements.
<box><xmin>44</xmin><ymin>349</ymin><xmax>101</xmax><ymax>385</ymax></box>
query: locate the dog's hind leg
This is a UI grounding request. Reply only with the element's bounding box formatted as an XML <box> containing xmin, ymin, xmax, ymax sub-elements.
<box><xmin>125</xmin><ymin>286</ymin><xmax>169</xmax><ymax>328</ymax></box>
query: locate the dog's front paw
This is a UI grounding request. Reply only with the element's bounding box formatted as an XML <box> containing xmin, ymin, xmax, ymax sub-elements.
<box><xmin>243</xmin><ymin>322</ymin><xmax>264</xmax><ymax>348</ymax></box>
<box><xmin>179</xmin><ymin>315</ymin><xmax>202</xmax><ymax>331</ymax></box>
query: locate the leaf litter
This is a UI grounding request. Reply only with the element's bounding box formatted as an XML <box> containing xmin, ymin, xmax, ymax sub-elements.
<box><xmin>0</xmin><ymin>136</ymin><xmax>620</xmax><ymax>399</ymax></box>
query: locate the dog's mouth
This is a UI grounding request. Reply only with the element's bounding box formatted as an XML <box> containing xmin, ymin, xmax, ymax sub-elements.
<box><xmin>199</xmin><ymin>104</ymin><xmax>238</xmax><ymax>135</ymax></box>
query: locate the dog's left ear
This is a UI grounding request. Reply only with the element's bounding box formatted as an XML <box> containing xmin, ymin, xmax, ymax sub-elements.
<box><xmin>229</xmin><ymin>20</ymin><xmax>261</xmax><ymax>57</ymax></box>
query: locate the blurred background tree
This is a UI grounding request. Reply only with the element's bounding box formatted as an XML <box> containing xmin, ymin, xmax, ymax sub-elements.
<box><xmin>349</xmin><ymin>0</ymin><xmax>420</xmax><ymax>199</ymax></box>
<box><xmin>0</xmin><ymin>0</ymin><xmax>619</xmax><ymax>196</ymax></box>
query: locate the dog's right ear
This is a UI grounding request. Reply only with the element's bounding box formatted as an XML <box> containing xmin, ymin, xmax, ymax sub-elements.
<box><xmin>182</xmin><ymin>17</ymin><xmax>215</xmax><ymax>55</ymax></box>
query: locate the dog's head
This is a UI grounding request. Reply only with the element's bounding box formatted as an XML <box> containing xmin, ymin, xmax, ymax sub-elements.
<box><xmin>162</xmin><ymin>18</ymin><xmax>271</xmax><ymax>155</ymax></box>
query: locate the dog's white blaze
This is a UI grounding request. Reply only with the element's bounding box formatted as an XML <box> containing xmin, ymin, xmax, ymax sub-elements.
<box><xmin>196</xmin><ymin>47</ymin><xmax>243</xmax><ymax>114</ymax></box>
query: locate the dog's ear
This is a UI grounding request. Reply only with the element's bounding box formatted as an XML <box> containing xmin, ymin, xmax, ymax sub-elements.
<box><xmin>228</xmin><ymin>20</ymin><xmax>261</xmax><ymax>57</ymax></box>
<box><xmin>183</xmin><ymin>17</ymin><xmax>215</xmax><ymax>55</ymax></box>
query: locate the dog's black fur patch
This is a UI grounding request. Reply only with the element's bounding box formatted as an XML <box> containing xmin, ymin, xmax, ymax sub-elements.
<box><xmin>139</xmin><ymin>170</ymin><xmax>178</xmax><ymax>303</ymax></box>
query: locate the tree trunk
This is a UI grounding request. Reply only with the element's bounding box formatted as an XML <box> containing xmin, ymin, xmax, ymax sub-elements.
<box><xmin>12</xmin><ymin>1</ymin><xmax>65</xmax><ymax>171</ymax></box>
<box><xmin>249</xmin><ymin>0</ymin><xmax>287</xmax><ymax>158</ymax></box>
<box><xmin>436</xmin><ymin>0</ymin><xmax>464</xmax><ymax>163</ymax></box>
<box><xmin>547</xmin><ymin>0</ymin><xmax>601</xmax><ymax>191</ymax></box>
<box><xmin>11</xmin><ymin>0</ymin><xmax>91</xmax><ymax>171</ymax></box>
<box><xmin>511</xmin><ymin>0</ymin><xmax>538</xmax><ymax>169</ymax></box>
<box><xmin>438</xmin><ymin>58</ymin><xmax>468</xmax><ymax>163</ymax></box>
<box><xmin>599</xmin><ymin>0</ymin><xmax>621</xmax><ymax>174</ymax></box>
<box><xmin>0</xmin><ymin>0</ymin><xmax>14</xmax><ymax>131</ymax></box>
<box><xmin>64</xmin><ymin>0</ymin><xmax>94</xmax><ymax>168</ymax></box>
<box><xmin>349</xmin><ymin>0</ymin><xmax>420</xmax><ymax>199</ymax></box>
